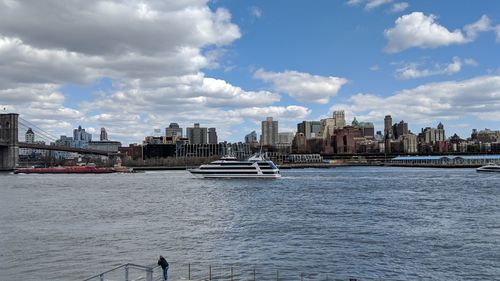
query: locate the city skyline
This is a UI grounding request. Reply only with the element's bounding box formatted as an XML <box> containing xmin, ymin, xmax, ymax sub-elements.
<box><xmin>23</xmin><ymin>112</ymin><xmax>495</xmax><ymax>147</ymax></box>
<box><xmin>1</xmin><ymin>1</ymin><xmax>500</xmax><ymax>144</ymax></box>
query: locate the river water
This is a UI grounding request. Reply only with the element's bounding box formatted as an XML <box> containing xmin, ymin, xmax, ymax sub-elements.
<box><xmin>1</xmin><ymin>167</ymin><xmax>499</xmax><ymax>280</ymax></box>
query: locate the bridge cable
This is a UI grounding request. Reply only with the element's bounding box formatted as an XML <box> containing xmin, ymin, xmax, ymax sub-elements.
<box><xmin>18</xmin><ymin>118</ymin><xmax>59</xmax><ymax>142</ymax></box>
<box><xmin>18</xmin><ymin>117</ymin><xmax>59</xmax><ymax>143</ymax></box>
<box><xmin>18</xmin><ymin>122</ymin><xmax>57</xmax><ymax>144</ymax></box>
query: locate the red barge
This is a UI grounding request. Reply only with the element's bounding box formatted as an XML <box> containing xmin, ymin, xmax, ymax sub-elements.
<box><xmin>14</xmin><ymin>166</ymin><xmax>116</xmax><ymax>174</ymax></box>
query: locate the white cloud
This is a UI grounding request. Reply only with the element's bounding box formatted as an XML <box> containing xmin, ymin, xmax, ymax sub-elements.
<box><xmin>384</xmin><ymin>12</ymin><xmax>466</xmax><ymax>53</ymax></box>
<box><xmin>443</xmin><ymin>57</ymin><xmax>462</xmax><ymax>74</ymax></box>
<box><xmin>390</xmin><ymin>2</ymin><xmax>409</xmax><ymax>13</ymax></box>
<box><xmin>199</xmin><ymin>76</ymin><xmax>280</xmax><ymax>107</ymax></box>
<box><xmin>0</xmin><ymin>83</ymin><xmax>86</xmax><ymax>138</ymax></box>
<box><xmin>395</xmin><ymin>64</ymin><xmax>429</xmax><ymax>79</ymax></box>
<box><xmin>475</xmin><ymin>112</ymin><xmax>500</xmax><ymax>121</ymax></box>
<box><xmin>384</xmin><ymin>12</ymin><xmax>492</xmax><ymax>53</ymax></box>
<box><xmin>0</xmin><ymin>0</ymin><xmax>308</xmax><ymax>143</ymax></box>
<box><xmin>0</xmin><ymin>1</ymin><xmax>241</xmax><ymax>56</ymax></box>
<box><xmin>75</xmin><ymin>72</ymin><xmax>308</xmax><ymax>143</ymax></box>
<box><xmin>346</xmin><ymin>0</ymin><xmax>363</xmax><ymax>6</ymax></box>
<box><xmin>395</xmin><ymin>57</ymin><xmax>463</xmax><ymax>79</ymax></box>
<box><xmin>343</xmin><ymin>75</ymin><xmax>500</xmax><ymax>124</ymax></box>
<box><xmin>346</xmin><ymin>0</ymin><xmax>395</xmax><ymax>10</ymax></box>
<box><xmin>0</xmin><ymin>84</ymin><xmax>63</xmax><ymax>104</ymax></box>
<box><xmin>0</xmin><ymin>84</ymin><xmax>84</xmax><ymax>123</ymax></box>
<box><xmin>250</xmin><ymin>6</ymin><xmax>262</xmax><ymax>18</ymax></box>
<box><xmin>231</xmin><ymin>106</ymin><xmax>310</xmax><ymax>122</ymax></box>
<box><xmin>365</xmin><ymin>0</ymin><xmax>393</xmax><ymax>10</ymax></box>
<box><xmin>81</xmin><ymin>73</ymin><xmax>280</xmax><ymax>111</ymax></box>
<box><xmin>496</xmin><ymin>25</ymin><xmax>500</xmax><ymax>42</ymax></box>
<box><xmin>463</xmin><ymin>15</ymin><xmax>492</xmax><ymax>40</ymax></box>
<box><xmin>486</xmin><ymin>68</ymin><xmax>500</xmax><ymax>75</ymax></box>
<box><xmin>464</xmin><ymin>58</ymin><xmax>478</xmax><ymax>66</ymax></box>
<box><xmin>0</xmin><ymin>1</ymin><xmax>242</xmax><ymax>87</ymax></box>
<box><xmin>254</xmin><ymin>69</ymin><xmax>348</xmax><ymax>104</ymax></box>
<box><xmin>0</xmin><ymin>36</ymin><xmax>100</xmax><ymax>87</ymax></box>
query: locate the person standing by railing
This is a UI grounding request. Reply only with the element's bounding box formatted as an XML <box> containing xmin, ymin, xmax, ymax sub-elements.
<box><xmin>157</xmin><ymin>255</ymin><xmax>169</xmax><ymax>281</ymax></box>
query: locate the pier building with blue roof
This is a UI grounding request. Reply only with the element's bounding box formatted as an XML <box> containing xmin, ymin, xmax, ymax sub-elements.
<box><xmin>390</xmin><ymin>155</ymin><xmax>500</xmax><ymax>167</ymax></box>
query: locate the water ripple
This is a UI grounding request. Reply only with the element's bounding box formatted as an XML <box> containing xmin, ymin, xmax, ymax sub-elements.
<box><xmin>1</xmin><ymin>167</ymin><xmax>500</xmax><ymax>280</ymax></box>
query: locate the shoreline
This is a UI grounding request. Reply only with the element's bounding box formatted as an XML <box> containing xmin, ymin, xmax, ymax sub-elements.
<box><xmin>129</xmin><ymin>163</ymin><xmax>481</xmax><ymax>170</ymax></box>
<box><xmin>130</xmin><ymin>163</ymin><xmax>382</xmax><ymax>170</ymax></box>
<box><xmin>384</xmin><ymin>164</ymin><xmax>482</xmax><ymax>168</ymax></box>
<box><xmin>8</xmin><ymin>163</ymin><xmax>483</xmax><ymax>173</ymax></box>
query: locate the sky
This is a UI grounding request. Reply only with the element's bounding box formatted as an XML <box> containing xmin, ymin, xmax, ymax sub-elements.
<box><xmin>1</xmin><ymin>0</ymin><xmax>500</xmax><ymax>144</ymax></box>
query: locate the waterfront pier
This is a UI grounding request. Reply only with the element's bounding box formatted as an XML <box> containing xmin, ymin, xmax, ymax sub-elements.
<box><xmin>388</xmin><ymin>155</ymin><xmax>500</xmax><ymax>168</ymax></box>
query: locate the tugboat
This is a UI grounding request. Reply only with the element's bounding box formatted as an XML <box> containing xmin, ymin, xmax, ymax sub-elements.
<box><xmin>189</xmin><ymin>154</ymin><xmax>281</xmax><ymax>178</ymax></box>
<box><xmin>112</xmin><ymin>158</ymin><xmax>134</xmax><ymax>173</ymax></box>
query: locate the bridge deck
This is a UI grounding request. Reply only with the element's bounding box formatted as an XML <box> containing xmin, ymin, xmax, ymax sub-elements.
<box><xmin>19</xmin><ymin>142</ymin><xmax>111</xmax><ymax>155</ymax></box>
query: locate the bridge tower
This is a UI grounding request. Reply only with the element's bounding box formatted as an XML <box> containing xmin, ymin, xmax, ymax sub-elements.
<box><xmin>0</xmin><ymin>113</ymin><xmax>19</xmax><ymax>171</ymax></box>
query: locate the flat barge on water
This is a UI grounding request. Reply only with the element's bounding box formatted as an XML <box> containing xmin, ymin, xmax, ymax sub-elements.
<box><xmin>14</xmin><ymin>164</ymin><xmax>133</xmax><ymax>174</ymax></box>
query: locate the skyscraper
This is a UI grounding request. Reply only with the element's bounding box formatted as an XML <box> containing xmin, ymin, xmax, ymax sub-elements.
<box><xmin>261</xmin><ymin>117</ymin><xmax>278</xmax><ymax>146</ymax></box>
<box><xmin>421</xmin><ymin>122</ymin><xmax>446</xmax><ymax>144</ymax></box>
<box><xmin>297</xmin><ymin>121</ymin><xmax>321</xmax><ymax>139</ymax></box>
<box><xmin>384</xmin><ymin>115</ymin><xmax>393</xmax><ymax>139</ymax></box>
<box><xmin>278</xmin><ymin>132</ymin><xmax>294</xmax><ymax>146</ymax></box>
<box><xmin>100</xmin><ymin>127</ymin><xmax>108</xmax><ymax>141</ymax></box>
<box><xmin>333</xmin><ymin>110</ymin><xmax>346</xmax><ymax>128</ymax></box>
<box><xmin>437</xmin><ymin>122</ymin><xmax>446</xmax><ymax>140</ymax></box>
<box><xmin>393</xmin><ymin>120</ymin><xmax>408</xmax><ymax>140</ymax></box>
<box><xmin>25</xmin><ymin>128</ymin><xmax>34</xmax><ymax>143</ymax></box>
<box><xmin>319</xmin><ymin>110</ymin><xmax>345</xmax><ymax>139</ymax></box>
<box><xmin>245</xmin><ymin>131</ymin><xmax>258</xmax><ymax>143</ymax></box>
<box><xmin>186</xmin><ymin>123</ymin><xmax>208</xmax><ymax>144</ymax></box>
<box><xmin>401</xmin><ymin>134</ymin><xmax>417</xmax><ymax>153</ymax></box>
<box><xmin>166</xmin><ymin>123</ymin><xmax>183</xmax><ymax>140</ymax></box>
<box><xmin>74</xmin><ymin>125</ymin><xmax>92</xmax><ymax>141</ymax></box>
<box><xmin>73</xmin><ymin>125</ymin><xmax>92</xmax><ymax>148</ymax></box>
<box><xmin>351</xmin><ymin>118</ymin><xmax>375</xmax><ymax>138</ymax></box>
<box><xmin>208</xmin><ymin>128</ymin><xmax>218</xmax><ymax>144</ymax></box>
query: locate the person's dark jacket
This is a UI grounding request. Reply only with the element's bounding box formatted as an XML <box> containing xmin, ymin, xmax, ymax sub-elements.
<box><xmin>158</xmin><ymin>256</ymin><xmax>169</xmax><ymax>269</ymax></box>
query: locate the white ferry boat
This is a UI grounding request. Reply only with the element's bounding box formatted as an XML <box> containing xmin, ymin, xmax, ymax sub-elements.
<box><xmin>189</xmin><ymin>154</ymin><xmax>281</xmax><ymax>178</ymax></box>
<box><xmin>476</xmin><ymin>163</ymin><xmax>500</xmax><ymax>172</ymax></box>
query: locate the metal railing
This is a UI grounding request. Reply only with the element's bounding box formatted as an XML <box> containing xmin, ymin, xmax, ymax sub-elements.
<box><xmin>84</xmin><ymin>262</ymin><xmax>364</xmax><ymax>281</ymax></box>
<box><xmin>83</xmin><ymin>263</ymin><xmax>162</xmax><ymax>281</ymax></box>
<box><xmin>184</xmin><ymin>264</ymin><xmax>363</xmax><ymax>281</ymax></box>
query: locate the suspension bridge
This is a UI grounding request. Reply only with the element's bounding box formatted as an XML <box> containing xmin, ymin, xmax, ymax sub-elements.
<box><xmin>0</xmin><ymin>113</ymin><xmax>111</xmax><ymax>171</ymax></box>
